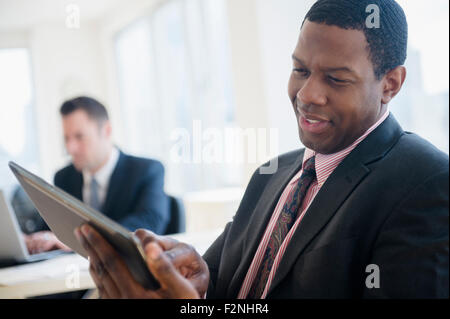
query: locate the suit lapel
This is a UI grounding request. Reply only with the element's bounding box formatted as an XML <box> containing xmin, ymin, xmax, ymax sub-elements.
<box><xmin>102</xmin><ymin>151</ymin><xmax>126</xmax><ymax>216</ymax></box>
<box><xmin>71</xmin><ymin>167</ymin><xmax>83</xmax><ymax>201</ymax></box>
<box><xmin>226</xmin><ymin>151</ymin><xmax>305</xmax><ymax>297</ymax></box>
<box><xmin>267</xmin><ymin>114</ymin><xmax>404</xmax><ymax>296</ymax></box>
<box><xmin>267</xmin><ymin>154</ymin><xmax>370</xmax><ymax>295</ymax></box>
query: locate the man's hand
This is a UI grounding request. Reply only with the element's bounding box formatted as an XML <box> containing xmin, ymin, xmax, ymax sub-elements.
<box><xmin>134</xmin><ymin>229</ymin><xmax>210</xmax><ymax>297</ymax></box>
<box><xmin>74</xmin><ymin>224</ymin><xmax>209</xmax><ymax>299</ymax></box>
<box><xmin>24</xmin><ymin>231</ymin><xmax>72</xmax><ymax>254</ymax></box>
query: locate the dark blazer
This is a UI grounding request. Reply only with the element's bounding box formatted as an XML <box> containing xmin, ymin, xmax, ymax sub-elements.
<box><xmin>54</xmin><ymin>151</ymin><xmax>170</xmax><ymax>234</ymax></box>
<box><xmin>203</xmin><ymin>114</ymin><xmax>449</xmax><ymax>298</ymax></box>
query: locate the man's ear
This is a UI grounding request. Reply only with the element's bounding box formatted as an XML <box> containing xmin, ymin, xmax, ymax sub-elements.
<box><xmin>101</xmin><ymin>120</ymin><xmax>112</xmax><ymax>139</ymax></box>
<box><xmin>381</xmin><ymin>66</ymin><xmax>406</xmax><ymax>104</ymax></box>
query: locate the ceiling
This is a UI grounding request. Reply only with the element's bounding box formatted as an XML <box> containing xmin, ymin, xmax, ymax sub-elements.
<box><xmin>0</xmin><ymin>0</ymin><xmax>125</xmax><ymax>30</ymax></box>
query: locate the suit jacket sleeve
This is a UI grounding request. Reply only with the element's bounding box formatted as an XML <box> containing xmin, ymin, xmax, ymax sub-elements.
<box><xmin>203</xmin><ymin>221</ymin><xmax>233</xmax><ymax>296</ymax></box>
<box><xmin>117</xmin><ymin>161</ymin><xmax>170</xmax><ymax>234</ymax></box>
<box><xmin>363</xmin><ymin>169</ymin><xmax>449</xmax><ymax>298</ymax></box>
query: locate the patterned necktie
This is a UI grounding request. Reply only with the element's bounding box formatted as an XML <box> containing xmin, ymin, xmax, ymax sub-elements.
<box><xmin>89</xmin><ymin>177</ymin><xmax>101</xmax><ymax>211</ymax></box>
<box><xmin>247</xmin><ymin>156</ymin><xmax>316</xmax><ymax>299</ymax></box>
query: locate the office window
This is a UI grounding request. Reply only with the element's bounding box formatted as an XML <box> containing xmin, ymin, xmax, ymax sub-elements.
<box><xmin>392</xmin><ymin>0</ymin><xmax>449</xmax><ymax>153</ymax></box>
<box><xmin>0</xmin><ymin>48</ymin><xmax>39</xmax><ymax>197</ymax></box>
<box><xmin>115</xmin><ymin>0</ymin><xmax>237</xmax><ymax>194</ymax></box>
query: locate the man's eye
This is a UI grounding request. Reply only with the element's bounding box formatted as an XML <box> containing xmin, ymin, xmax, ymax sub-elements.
<box><xmin>293</xmin><ymin>68</ymin><xmax>309</xmax><ymax>76</ymax></box>
<box><xmin>328</xmin><ymin>75</ymin><xmax>346</xmax><ymax>83</ymax></box>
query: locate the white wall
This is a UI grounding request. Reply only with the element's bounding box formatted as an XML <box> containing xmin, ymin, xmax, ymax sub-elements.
<box><xmin>0</xmin><ymin>30</ymin><xmax>29</xmax><ymax>48</ymax></box>
<box><xmin>97</xmin><ymin>0</ymin><xmax>163</xmax><ymax>153</ymax></box>
<box><xmin>255</xmin><ymin>0</ymin><xmax>316</xmax><ymax>156</ymax></box>
<box><xmin>223</xmin><ymin>0</ymin><xmax>269</xmax><ymax>182</ymax></box>
<box><xmin>29</xmin><ymin>21</ymin><xmax>108</xmax><ymax>181</ymax></box>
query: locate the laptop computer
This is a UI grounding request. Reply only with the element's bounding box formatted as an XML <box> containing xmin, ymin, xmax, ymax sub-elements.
<box><xmin>0</xmin><ymin>190</ymin><xmax>70</xmax><ymax>267</ymax></box>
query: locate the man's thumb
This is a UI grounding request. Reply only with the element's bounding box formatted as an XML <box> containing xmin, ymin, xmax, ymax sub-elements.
<box><xmin>145</xmin><ymin>242</ymin><xmax>179</xmax><ymax>288</ymax></box>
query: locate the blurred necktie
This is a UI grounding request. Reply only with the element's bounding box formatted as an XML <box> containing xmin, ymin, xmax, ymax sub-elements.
<box><xmin>89</xmin><ymin>177</ymin><xmax>101</xmax><ymax>211</ymax></box>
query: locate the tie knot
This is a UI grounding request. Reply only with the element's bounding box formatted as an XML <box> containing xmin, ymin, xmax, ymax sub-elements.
<box><xmin>91</xmin><ymin>177</ymin><xmax>98</xmax><ymax>187</ymax></box>
<box><xmin>302</xmin><ymin>156</ymin><xmax>316</xmax><ymax>176</ymax></box>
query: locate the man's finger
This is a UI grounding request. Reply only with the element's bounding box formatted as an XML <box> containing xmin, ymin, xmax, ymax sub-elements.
<box><xmin>146</xmin><ymin>242</ymin><xmax>180</xmax><ymax>286</ymax></box>
<box><xmin>75</xmin><ymin>227</ymin><xmax>122</xmax><ymax>298</ymax></box>
<box><xmin>134</xmin><ymin>229</ymin><xmax>179</xmax><ymax>251</ymax></box>
<box><xmin>98</xmin><ymin>288</ymin><xmax>110</xmax><ymax>299</ymax></box>
<box><xmin>167</xmin><ymin>247</ymin><xmax>210</xmax><ymax>295</ymax></box>
<box><xmin>163</xmin><ymin>244</ymin><xmax>199</xmax><ymax>267</ymax></box>
<box><xmin>80</xmin><ymin>224</ymin><xmax>142</xmax><ymax>297</ymax></box>
<box><xmin>134</xmin><ymin>229</ymin><xmax>158</xmax><ymax>245</ymax></box>
<box><xmin>145</xmin><ymin>242</ymin><xmax>199</xmax><ymax>299</ymax></box>
<box><xmin>87</xmin><ymin>262</ymin><xmax>121</xmax><ymax>299</ymax></box>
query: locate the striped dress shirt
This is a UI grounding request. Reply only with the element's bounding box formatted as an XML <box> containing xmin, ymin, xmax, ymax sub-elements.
<box><xmin>237</xmin><ymin>110</ymin><xmax>390</xmax><ymax>299</ymax></box>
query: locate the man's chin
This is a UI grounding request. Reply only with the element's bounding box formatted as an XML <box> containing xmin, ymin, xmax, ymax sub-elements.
<box><xmin>301</xmin><ymin>140</ymin><xmax>343</xmax><ymax>155</ymax></box>
<box><xmin>72</xmin><ymin>162</ymin><xmax>85</xmax><ymax>172</ymax></box>
<box><xmin>299</xmin><ymin>133</ymin><xmax>331</xmax><ymax>154</ymax></box>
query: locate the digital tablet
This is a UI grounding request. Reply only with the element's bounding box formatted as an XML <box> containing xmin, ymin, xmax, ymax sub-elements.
<box><xmin>9</xmin><ymin>161</ymin><xmax>160</xmax><ymax>290</ymax></box>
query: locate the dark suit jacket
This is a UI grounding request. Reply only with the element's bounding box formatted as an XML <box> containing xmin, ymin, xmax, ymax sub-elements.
<box><xmin>54</xmin><ymin>151</ymin><xmax>170</xmax><ymax>234</ymax></box>
<box><xmin>203</xmin><ymin>114</ymin><xmax>449</xmax><ymax>298</ymax></box>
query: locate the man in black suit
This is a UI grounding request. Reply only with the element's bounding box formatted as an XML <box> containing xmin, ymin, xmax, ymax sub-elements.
<box><xmin>75</xmin><ymin>0</ymin><xmax>448</xmax><ymax>298</ymax></box>
<box><xmin>25</xmin><ymin>96</ymin><xmax>170</xmax><ymax>254</ymax></box>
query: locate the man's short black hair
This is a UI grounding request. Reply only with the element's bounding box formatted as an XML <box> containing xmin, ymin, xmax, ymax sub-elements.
<box><xmin>302</xmin><ymin>0</ymin><xmax>408</xmax><ymax>79</ymax></box>
<box><xmin>60</xmin><ymin>96</ymin><xmax>109</xmax><ymax>123</ymax></box>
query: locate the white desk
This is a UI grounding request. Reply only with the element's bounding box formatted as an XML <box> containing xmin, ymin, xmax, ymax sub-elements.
<box><xmin>0</xmin><ymin>228</ymin><xmax>223</xmax><ymax>299</ymax></box>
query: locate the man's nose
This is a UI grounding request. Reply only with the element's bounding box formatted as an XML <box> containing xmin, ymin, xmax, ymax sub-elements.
<box><xmin>65</xmin><ymin>139</ymin><xmax>79</xmax><ymax>155</ymax></box>
<box><xmin>297</xmin><ymin>76</ymin><xmax>327</xmax><ymax>107</ymax></box>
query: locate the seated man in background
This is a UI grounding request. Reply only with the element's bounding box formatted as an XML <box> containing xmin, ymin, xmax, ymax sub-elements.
<box><xmin>24</xmin><ymin>96</ymin><xmax>170</xmax><ymax>254</ymax></box>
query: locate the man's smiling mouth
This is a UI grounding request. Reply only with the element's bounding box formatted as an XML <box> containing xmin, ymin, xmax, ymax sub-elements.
<box><xmin>296</xmin><ymin>104</ymin><xmax>332</xmax><ymax>134</ymax></box>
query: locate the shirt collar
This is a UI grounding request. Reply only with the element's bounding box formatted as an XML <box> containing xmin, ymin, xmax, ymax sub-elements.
<box><xmin>292</xmin><ymin>110</ymin><xmax>390</xmax><ymax>186</ymax></box>
<box><xmin>82</xmin><ymin>147</ymin><xmax>120</xmax><ymax>189</ymax></box>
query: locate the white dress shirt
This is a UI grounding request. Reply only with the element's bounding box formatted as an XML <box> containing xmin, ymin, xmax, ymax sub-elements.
<box><xmin>82</xmin><ymin>147</ymin><xmax>120</xmax><ymax>209</ymax></box>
